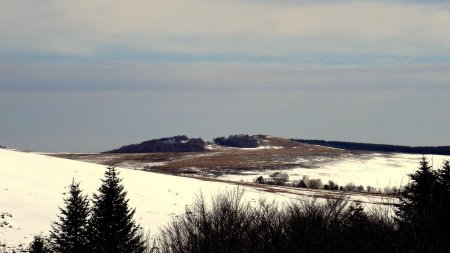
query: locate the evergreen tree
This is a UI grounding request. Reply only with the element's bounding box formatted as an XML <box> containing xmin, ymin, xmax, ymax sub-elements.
<box><xmin>436</xmin><ymin>160</ymin><xmax>450</xmax><ymax>250</ymax></box>
<box><xmin>49</xmin><ymin>180</ymin><xmax>90</xmax><ymax>253</ymax></box>
<box><xmin>396</xmin><ymin>157</ymin><xmax>442</xmax><ymax>251</ymax></box>
<box><xmin>396</xmin><ymin>157</ymin><xmax>438</xmax><ymax>222</ymax></box>
<box><xmin>89</xmin><ymin>167</ymin><xmax>145</xmax><ymax>253</ymax></box>
<box><xmin>439</xmin><ymin>160</ymin><xmax>450</xmax><ymax>191</ymax></box>
<box><xmin>29</xmin><ymin>235</ymin><xmax>49</xmax><ymax>253</ymax></box>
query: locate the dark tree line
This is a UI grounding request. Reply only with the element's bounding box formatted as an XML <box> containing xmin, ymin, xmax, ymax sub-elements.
<box><xmin>30</xmin><ymin>167</ymin><xmax>145</xmax><ymax>253</ymax></box>
<box><xmin>292</xmin><ymin>139</ymin><xmax>450</xmax><ymax>156</ymax></box>
<box><xmin>106</xmin><ymin>135</ymin><xmax>206</xmax><ymax>153</ymax></box>
<box><xmin>213</xmin><ymin>134</ymin><xmax>262</xmax><ymax>148</ymax></box>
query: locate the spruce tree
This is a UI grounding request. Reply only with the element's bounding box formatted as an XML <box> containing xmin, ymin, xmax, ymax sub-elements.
<box><xmin>439</xmin><ymin>160</ymin><xmax>450</xmax><ymax>191</ymax></box>
<box><xmin>436</xmin><ymin>160</ymin><xmax>450</xmax><ymax>250</ymax></box>
<box><xmin>396</xmin><ymin>157</ymin><xmax>441</xmax><ymax>251</ymax></box>
<box><xmin>89</xmin><ymin>167</ymin><xmax>145</xmax><ymax>253</ymax></box>
<box><xmin>29</xmin><ymin>235</ymin><xmax>49</xmax><ymax>253</ymax></box>
<box><xmin>49</xmin><ymin>180</ymin><xmax>90</xmax><ymax>253</ymax></box>
<box><xmin>397</xmin><ymin>157</ymin><xmax>438</xmax><ymax>222</ymax></box>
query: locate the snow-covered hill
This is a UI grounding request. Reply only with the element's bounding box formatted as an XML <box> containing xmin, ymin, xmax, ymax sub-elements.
<box><xmin>219</xmin><ymin>153</ymin><xmax>450</xmax><ymax>189</ymax></box>
<box><xmin>3</xmin><ymin>148</ymin><xmax>448</xmax><ymax>248</ymax></box>
<box><xmin>0</xmin><ymin>149</ymin><xmax>289</xmax><ymax>247</ymax></box>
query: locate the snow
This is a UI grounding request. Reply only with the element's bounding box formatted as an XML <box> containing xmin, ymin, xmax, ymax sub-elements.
<box><xmin>219</xmin><ymin>153</ymin><xmax>450</xmax><ymax>189</ymax></box>
<box><xmin>2</xmin><ymin>148</ymin><xmax>448</xmax><ymax>247</ymax></box>
<box><xmin>241</xmin><ymin>146</ymin><xmax>283</xmax><ymax>150</ymax></box>
<box><xmin>288</xmin><ymin>153</ymin><xmax>450</xmax><ymax>188</ymax></box>
<box><xmin>0</xmin><ymin>149</ymin><xmax>291</xmax><ymax>247</ymax></box>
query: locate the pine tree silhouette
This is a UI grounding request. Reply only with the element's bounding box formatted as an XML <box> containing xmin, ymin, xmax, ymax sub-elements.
<box><xmin>50</xmin><ymin>180</ymin><xmax>90</xmax><ymax>253</ymax></box>
<box><xmin>439</xmin><ymin>160</ymin><xmax>450</xmax><ymax>191</ymax></box>
<box><xmin>396</xmin><ymin>157</ymin><xmax>442</xmax><ymax>251</ymax></box>
<box><xmin>397</xmin><ymin>157</ymin><xmax>438</xmax><ymax>222</ymax></box>
<box><xmin>89</xmin><ymin>167</ymin><xmax>145</xmax><ymax>253</ymax></box>
<box><xmin>436</xmin><ymin>160</ymin><xmax>450</xmax><ymax>251</ymax></box>
<box><xmin>29</xmin><ymin>235</ymin><xmax>49</xmax><ymax>253</ymax></box>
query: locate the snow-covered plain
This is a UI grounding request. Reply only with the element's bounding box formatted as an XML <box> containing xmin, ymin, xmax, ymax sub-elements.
<box><xmin>2</xmin><ymin>148</ymin><xmax>449</xmax><ymax>247</ymax></box>
<box><xmin>219</xmin><ymin>153</ymin><xmax>450</xmax><ymax>189</ymax></box>
<box><xmin>0</xmin><ymin>149</ymin><xmax>292</xmax><ymax>247</ymax></box>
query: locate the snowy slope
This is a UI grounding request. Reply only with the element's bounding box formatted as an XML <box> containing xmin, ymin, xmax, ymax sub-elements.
<box><xmin>0</xmin><ymin>149</ymin><xmax>290</xmax><ymax>247</ymax></box>
<box><xmin>219</xmin><ymin>153</ymin><xmax>450</xmax><ymax>189</ymax></box>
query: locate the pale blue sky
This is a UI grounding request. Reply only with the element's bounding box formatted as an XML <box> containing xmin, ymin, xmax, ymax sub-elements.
<box><xmin>1</xmin><ymin>0</ymin><xmax>449</xmax><ymax>151</ymax></box>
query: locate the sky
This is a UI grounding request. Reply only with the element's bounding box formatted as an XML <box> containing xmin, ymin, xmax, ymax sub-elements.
<box><xmin>1</xmin><ymin>0</ymin><xmax>450</xmax><ymax>152</ymax></box>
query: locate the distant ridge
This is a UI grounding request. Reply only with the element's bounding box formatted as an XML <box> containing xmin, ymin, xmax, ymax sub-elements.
<box><xmin>292</xmin><ymin>139</ymin><xmax>450</xmax><ymax>156</ymax></box>
<box><xmin>105</xmin><ymin>135</ymin><xmax>206</xmax><ymax>153</ymax></box>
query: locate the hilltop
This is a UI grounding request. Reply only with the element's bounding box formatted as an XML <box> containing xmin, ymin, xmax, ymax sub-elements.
<box><xmin>292</xmin><ymin>139</ymin><xmax>450</xmax><ymax>156</ymax></box>
<box><xmin>49</xmin><ymin>135</ymin><xmax>450</xmax><ymax>194</ymax></box>
<box><xmin>106</xmin><ymin>135</ymin><xmax>206</xmax><ymax>153</ymax></box>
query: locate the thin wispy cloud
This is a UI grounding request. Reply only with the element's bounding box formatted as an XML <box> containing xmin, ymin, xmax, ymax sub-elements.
<box><xmin>1</xmin><ymin>63</ymin><xmax>450</xmax><ymax>93</ymax></box>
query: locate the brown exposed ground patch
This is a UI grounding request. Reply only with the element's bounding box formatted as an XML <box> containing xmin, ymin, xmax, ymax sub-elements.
<box><xmin>50</xmin><ymin>137</ymin><xmax>345</xmax><ymax>175</ymax></box>
<box><xmin>48</xmin><ymin>137</ymin><xmax>397</xmax><ymax>204</ymax></box>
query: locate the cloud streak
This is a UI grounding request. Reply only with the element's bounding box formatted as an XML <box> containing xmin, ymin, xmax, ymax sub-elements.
<box><xmin>1</xmin><ymin>63</ymin><xmax>449</xmax><ymax>93</ymax></box>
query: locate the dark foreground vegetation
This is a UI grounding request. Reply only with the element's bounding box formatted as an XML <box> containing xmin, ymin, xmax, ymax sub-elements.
<box><xmin>293</xmin><ymin>139</ymin><xmax>450</xmax><ymax>156</ymax></box>
<box><xmin>15</xmin><ymin>159</ymin><xmax>450</xmax><ymax>252</ymax></box>
<box><xmin>157</xmin><ymin>159</ymin><xmax>450</xmax><ymax>253</ymax></box>
<box><xmin>213</xmin><ymin>134</ymin><xmax>265</xmax><ymax>148</ymax></box>
<box><xmin>106</xmin><ymin>135</ymin><xmax>206</xmax><ymax>153</ymax></box>
<box><xmin>24</xmin><ymin>167</ymin><xmax>146</xmax><ymax>253</ymax></box>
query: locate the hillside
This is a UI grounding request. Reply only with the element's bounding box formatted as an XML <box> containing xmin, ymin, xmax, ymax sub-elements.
<box><xmin>0</xmin><ymin>148</ymin><xmax>297</xmax><ymax>247</ymax></box>
<box><xmin>292</xmin><ymin>139</ymin><xmax>450</xmax><ymax>156</ymax></box>
<box><xmin>50</xmin><ymin>136</ymin><xmax>450</xmax><ymax>192</ymax></box>
<box><xmin>7</xmin><ymin>137</ymin><xmax>446</xmax><ymax>247</ymax></box>
<box><xmin>106</xmin><ymin>135</ymin><xmax>206</xmax><ymax>153</ymax></box>
<box><xmin>54</xmin><ymin>136</ymin><xmax>339</xmax><ymax>175</ymax></box>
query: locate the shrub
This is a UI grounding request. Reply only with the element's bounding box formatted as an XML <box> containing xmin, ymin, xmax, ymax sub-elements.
<box><xmin>297</xmin><ymin>177</ymin><xmax>322</xmax><ymax>189</ymax></box>
<box><xmin>157</xmin><ymin>189</ymin><xmax>264</xmax><ymax>253</ymax></box>
<box><xmin>343</xmin><ymin>183</ymin><xmax>357</xmax><ymax>192</ymax></box>
<box><xmin>156</xmin><ymin>190</ymin><xmax>400</xmax><ymax>253</ymax></box>
<box><xmin>366</xmin><ymin>185</ymin><xmax>376</xmax><ymax>193</ymax></box>
<box><xmin>270</xmin><ymin>172</ymin><xmax>289</xmax><ymax>182</ymax></box>
<box><xmin>328</xmin><ymin>180</ymin><xmax>339</xmax><ymax>190</ymax></box>
<box><xmin>255</xmin><ymin>176</ymin><xmax>265</xmax><ymax>184</ymax></box>
<box><xmin>308</xmin><ymin>179</ymin><xmax>323</xmax><ymax>189</ymax></box>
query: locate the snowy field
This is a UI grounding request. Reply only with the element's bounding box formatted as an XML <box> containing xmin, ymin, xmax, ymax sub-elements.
<box><xmin>0</xmin><ymin>149</ymin><xmax>292</xmax><ymax>247</ymax></box>
<box><xmin>2</xmin><ymin>148</ymin><xmax>449</xmax><ymax>248</ymax></box>
<box><xmin>219</xmin><ymin>153</ymin><xmax>450</xmax><ymax>189</ymax></box>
